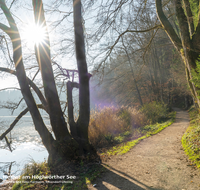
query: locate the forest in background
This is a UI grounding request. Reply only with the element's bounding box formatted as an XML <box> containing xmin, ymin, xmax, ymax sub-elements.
<box><xmin>90</xmin><ymin>29</ymin><xmax>192</xmax><ymax>110</ymax></box>
<box><xmin>0</xmin><ymin>0</ymin><xmax>200</xmax><ymax>189</ymax></box>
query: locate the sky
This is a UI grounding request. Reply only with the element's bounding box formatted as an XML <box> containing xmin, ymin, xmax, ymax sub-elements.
<box><xmin>0</xmin><ymin>0</ymin><xmax>77</xmax><ymax>90</ymax></box>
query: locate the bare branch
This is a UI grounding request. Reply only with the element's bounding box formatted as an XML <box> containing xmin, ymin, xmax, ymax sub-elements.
<box><xmin>0</xmin><ymin>0</ymin><xmax>17</xmax><ymax>31</ymax></box>
<box><xmin>0</xmin><ymin>104</ymin><xmax>47</xmax><ymax>144</ymax></box>
<box><xmin>0</xmin><ymin>107</ymin><xmax>29</xmax><ymax>141</ymax></box>
<box><xmin>9</xmin><ymin>0</ymin><xmax>17</xmax><ymax>10</ymax></box>
<box><xmin>5</xmin><ymin>136</ymin><xmax>12</xmax><ymax>152</ymax></box>
<box><xmin>0</xmin><ymin>98</ymin><xmax>24</xmax><ymax>114</ymax></box>
<box><xmin>0</xmin><ymin>87</ymin><xmax>20</xmax><ymax>91</ymax></box>
<box><xmin>94</xmin><ymin>24</ymin><xmax>162</xmax><ymax>73</ymax></box>
<box><xmin>11</xmin><ymin>98</ymin><xmax>23</xmax><ymax>114</ymax></box>
<box><xmin>183</xmin><ymin>0</ymin><xmax>194</xmax><ymax>36</ymax></box>
<box><xmin>0</xmin><ymin>35</ymin><xmax>13</xmax><ymax>63</ymax></box>
<box><xmin>53</xmin><ymin>61</ymin><xmax>79</xmax><ymax>81</ymax></box>
<box><xmin>0</xmin><ymin>67</ymin><xmax>48</xmax><ymax>111</ymax></box>
<box><xmin>155</xmin><ymin>0</ymin><xmax>182</xmax><ymax>51</ymax></box>
<box><xmin>142</xmin><ymin>29</ymin><xmax>159</xmax><ymax>61</ymax></box>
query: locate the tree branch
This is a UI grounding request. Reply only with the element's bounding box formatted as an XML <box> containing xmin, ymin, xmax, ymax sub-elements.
<box><xmin>0</xmin><ymin>35</ymin><xmax>13</xmax><ymax>63</ymax></box>
<box><xmin>0</xmin><ymin>87</ymin><xmax>20</xmax><ymax>91</ymax></box>
<box><xmin>4</xmin><ymin>136</ymin><xmax>12</xmax><ymax>152</ymax></box>
<box><xmin>0</xmin><ymin>107</ymin><xmax>29</xmax><ymax>141</ymax></box>
<box><xmin>33</xmin><ymin>0</ymin><xmax>69</xmax><ymax>140</ymax></box>
<box><xmin>183</xmin><ymin>0</ymin><xmax>194</xmax><ymax>36</ymax></box>
<box><xmin>94</xmin><ymin>24</ymin><xmax>163</xmax><ymax>73</ymax></box>
<box><xmin>0</xmin><ymin>23</ymin><xmax>11</xmax><ymax>36</ymax></box>
<box><xmin>0</xmin><ymin>104</ymin><xmax>46</xmax><ymax>141</ymax></box>
<box><xmin>155</xmin><ymin>0</ymin><xmax>182</xmax><ymax>51</ymax></box>
<box><xmin>53</xmin><ymin>61</ymin><xmax>79</xmax><ymax>82</ymax></box>
<box><xmin>193</xmin><ymin>1</ymin><xmax>200</xmax><ymax>40</ymax></box>
<box><xmin>0</xmin><ymin>104</ymin><xmax>47</xmax><ymax>152</ymax></box>
<box><xmin>0</xmin><ymin>67</ymin><xmax>48</xmax><ymax>112</ymax></box>
<box><xmin>67</xmin><ymin>81</ymin><xmax>79</xmax><ymax>137</ymax></box>
<box><xmin>0</xmin><ymin>0</ymin><xmax>17</xmax><ymax>31</ymax></box>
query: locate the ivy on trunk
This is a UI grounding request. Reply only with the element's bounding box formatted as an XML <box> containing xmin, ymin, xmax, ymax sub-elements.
<box><xmin>155</xmin><ymin>0</ymin><xmax>200</xmax><ymax>107</ymax></box>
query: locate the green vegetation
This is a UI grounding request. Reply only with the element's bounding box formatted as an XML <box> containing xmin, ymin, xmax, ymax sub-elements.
<box><xmin>12</xmin><ymin>102</ymin><xmax>175</xmax><ymax>190</ymax></box>
<box><xmin>12</xmin><ymin>159</ymin><xmax>106</xmax><ymax>190</ymax></box>
<box><xmin>89</xmin><ymin>102</ymin><xmax>171</xmax><ymax>149</ymax></box>
<box><xmin>89</xmin><ymin>106</ymin><xmax>147</xmax><ymax>148</ymax></box>
<box><xmin>191</xmin><ymin>57</ymin><xmax>200</xmax><ymax>99</ymax></box>
<box><xmin>188</xmin><ymin>0</ymin><xmax>199</xmax><ymax>29</ymax></box>
<box><xmin>182</xmin><ymin>106</ymin><xmax>200</xmax><ymax>168</ymax></box>
<box><xmin>104</xmin><ymin>111</ymin><xmax>176</xmax><ymax>156</ymax></box>
<box><xmin>140</xmin><ymin>101</ymin><xmax>169</xmax><ymax>124</ymax></box>
<box><xmin>89</xmin><ymin>102</ymin><xmax>169</xmax><ymax>149</ymax></box>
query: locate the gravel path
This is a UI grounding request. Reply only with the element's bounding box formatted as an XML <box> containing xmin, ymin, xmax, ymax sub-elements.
<box><xmin>89</xmin><ymin>108</ymin><xmax>200</xmax><ymax>190</ymax></box>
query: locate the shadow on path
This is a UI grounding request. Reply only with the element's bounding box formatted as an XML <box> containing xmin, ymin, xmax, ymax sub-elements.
<box><xmin>87</xmin><ymin>164</ymin><xmax>162</xmax><ymax>190</ymax></box>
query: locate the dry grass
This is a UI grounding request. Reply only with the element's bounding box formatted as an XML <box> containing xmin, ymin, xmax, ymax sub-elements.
<box><xmin>88</xmin><ymin>106</ymin><xmax>147</xmax><ymax>148</ymax></box>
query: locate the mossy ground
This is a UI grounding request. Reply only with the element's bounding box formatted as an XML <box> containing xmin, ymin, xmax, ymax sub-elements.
<box><xmin>182</xmin><ymin>106</ymin><xmax>200</xmax><ymax>168</ymax></box>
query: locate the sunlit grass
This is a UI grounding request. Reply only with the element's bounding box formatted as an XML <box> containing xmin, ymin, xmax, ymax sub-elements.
<box><xmin>12</xmin><ymin>159</ymin><xmax>106</xmax><ymax>190</ymax></box>
<box><xmin>182</xmin><ymin>106</ymin><xmax>200</xmax><ymax>168</ymax></box>
<box><xmin>104</xmin><ymin>113</ymin><xmax>176</xmax><ymax>156</ymax></box>
<box><xmin>89</xmin><ymin>104</ymin><xmax>174</xmax><ymax>154</ymax></box>
<box><xmin>12</xmin><ymin>104</ymin><xmax>175</xmax><ymax>190</ymax></box>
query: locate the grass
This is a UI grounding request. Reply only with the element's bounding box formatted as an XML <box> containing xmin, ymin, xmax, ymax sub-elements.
<box><xmin>88</xmin><ymin>103</ymin><xmax>170</xmax><ymax>149</ymax></box>
<box><xmin>12</xmin><ymin>104</ymin><xmax>175</xmax><ymax>190</ymax></box>
<box><xmin>12</xmin><ymin>160</ymin><xmax>106</xmax><ymax>190</ymax></box>
<box><xmin>103</xmin><ymin>111</ymin><xmax>176</xmax><ymax>156</ymax></box>
<box><xmin>88</xmin><ymin>106</ymin><xmax>147</xmax><ymax>148</ymax></box>
<box><xmin>182</xmin><ymin>106</ymin><xmax>200</xmax><ymax>168</ymax></box>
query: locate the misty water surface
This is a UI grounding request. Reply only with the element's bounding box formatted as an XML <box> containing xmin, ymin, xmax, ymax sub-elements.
<box><xmin>0</xmin><ymin>116</ymin><xmax>49</xmax><ymax>184</ymax></box>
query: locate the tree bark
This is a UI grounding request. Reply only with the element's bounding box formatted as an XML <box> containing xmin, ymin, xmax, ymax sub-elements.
<box><xmin>32</xmin><ymin>0</ymin><xmax>70</xmax><ymax>140</ymax></box>
<box><xmin>0</xmin><ymin>0</ymin><xmax>99</xmax><ymax>165</ymax></box>
<box><xmin>71</xmin><ymin>0</ymin><xmax>98</xmax><ymax>156</ymax></box>
<box><xmin>0</xmin><ymin>0</ymin><xmax>55</xmax><ymax>154</ymax></box>
<box><xmin>156</xmin><ymin>0</ymin><xmax>200</xmax><ymax>108</ymax></box>
<box><xmin>121</xmin><ymin>38</ymin><xmax>143</xmax><ymax>106</ymax></box>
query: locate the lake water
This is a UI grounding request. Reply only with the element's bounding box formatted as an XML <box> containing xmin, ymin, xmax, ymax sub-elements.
<box><xmin>0</xmin><ymin>116</ymin><xmax>49</xmax><ymax>184</ymax></box>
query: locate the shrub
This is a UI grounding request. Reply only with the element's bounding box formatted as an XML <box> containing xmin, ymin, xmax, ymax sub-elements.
<box><xmin>88</xmin><ymin>106</ymin><xmax>124</xmax><ymax>148</ymax></box>
<box><xmin>88</xmin><ymin>106</ymin><xmax>147</xmax><ymax>148</ymax></box>
<box><xmin>125</xmin><ymin>106</ymin><xmax>148</xmax><ymax>128</ymax></box>
<box><xmin>20</xmin><ymin>158</ymin><xmax>50</xmax><ymax>181</ymax></box>
<box><xmin>140</xmin><ymin>101</ymin><xmax>168</xmax><ymax>124</ymax></box>
<box><xmin>182</xmin><ymin>106</ymin><xmax>200</xmax><ymax>168</ymax></box>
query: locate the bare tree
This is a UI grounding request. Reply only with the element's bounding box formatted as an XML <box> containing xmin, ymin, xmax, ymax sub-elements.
<box><xmin>0</xmin><ymin>0</ymin><xmax>98</xmax><ymax>165</ymax></box>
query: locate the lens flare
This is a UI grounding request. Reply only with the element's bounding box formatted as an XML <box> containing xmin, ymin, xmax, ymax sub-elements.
<box><xmin>22</xmin><ymin>23</ymin><xmax>46</xmax><ymax>46</ymax></box>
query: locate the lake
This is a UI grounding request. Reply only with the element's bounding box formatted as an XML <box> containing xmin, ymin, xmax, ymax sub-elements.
<box><xmin>0</xmin><ymin>116</ymin><xmax>49</xmax><ymax>184</ymax></box>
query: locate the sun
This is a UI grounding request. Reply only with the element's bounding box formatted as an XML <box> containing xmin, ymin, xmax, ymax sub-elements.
<box><xmin>22</xmin><ymin>23</ymin><xmax>46</xmax><ymax>46</ymax></box>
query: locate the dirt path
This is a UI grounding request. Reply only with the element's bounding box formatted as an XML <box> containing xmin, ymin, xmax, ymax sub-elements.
<box><xmin>88</xmin><ymin>108</ymin><xmax>200</xmax><ymax>190</ymax></box>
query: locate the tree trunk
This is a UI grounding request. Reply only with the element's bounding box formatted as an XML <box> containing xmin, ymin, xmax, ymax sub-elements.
<box><xmin>156</xmin><ymin>0</ymin><xmax>200</xmax><ymax>108</ymax></box>
<box><xmin>121</xmin><ymin>38</ymin><xmax>143</xmax><ymax>106</ymax></box>
<box><xmin>0</xmin><ymin>0</ymin><xmax>99</xmax><ymax>166</ymax></box>
<box><xmin>70</xmin><ymin>0</ymin><xmax>97</xmax><ymax>156</ymax></box>
<box><xmin>32</xmin><ymin>0</ymin><xmax>98</xmax><ymax>162</ymax></box>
